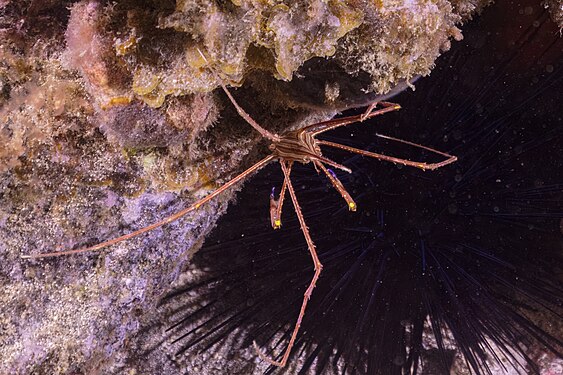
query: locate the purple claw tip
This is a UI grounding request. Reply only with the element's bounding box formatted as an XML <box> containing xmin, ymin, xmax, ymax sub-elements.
<box><xmin>270</xmin><ymin>187</ymin><xmax>275</xmax><ymax>198</ymax></box>
<box><xmin>327</xmin><ymin>168</ymin><xmax>337</xmax><ymax>178</ymax></box>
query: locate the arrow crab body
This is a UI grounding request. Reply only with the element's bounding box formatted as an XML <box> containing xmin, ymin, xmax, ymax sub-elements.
<box><xmin>22</xmin><ymin>55</ymin><xmax>457</xmax><ymax>368</ymax></box>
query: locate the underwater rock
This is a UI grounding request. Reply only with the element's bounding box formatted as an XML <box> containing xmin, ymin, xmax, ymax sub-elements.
<box><xmin>543</xmin><ymin>0</ymin><xmax>563</xmax><ymax>28</ymax></box>
<box><xmin>60</xmin><ymin>0</ymin><xmax>477</xmax><ymax>108</ymax></box>
<box><xmin>0</xmin><ymin>0</ymin><xmax>504</xmax><ymax>373</ymax></box>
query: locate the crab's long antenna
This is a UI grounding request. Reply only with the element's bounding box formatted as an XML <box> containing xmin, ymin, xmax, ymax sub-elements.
<box><xmin>21</xmin><ymin>155</ymin><xmax>275</xmax><ymax>259</ymax></box>
<box><xmin>318</xmin><ymin>137</ymin><xmax>457</xmax><ymax>171</ymax></box>
<box><xmin>253</xmin><ymin>161</ymin><xmax>323</xmax><ymax>367</ymax></box>
<box><xmin>196</xmin><ymin>48</ymin><xmax>279</xmax><ymax>142</ymax></box>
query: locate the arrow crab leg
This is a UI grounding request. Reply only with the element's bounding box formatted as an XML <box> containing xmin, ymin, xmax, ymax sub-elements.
<box><xmin>318</xmin><ymin>137</ymin><xmax>457</xmax><ymax>171</ymax></box>
<box><xmin>254</xmin><ymin>160</ymin><xmax>323</xmax><ymax>368</ymax></box>
<box><xmin>21</xmin><ymin>155</ymin><xmax>274</xmax><ymax>259</ymax></box>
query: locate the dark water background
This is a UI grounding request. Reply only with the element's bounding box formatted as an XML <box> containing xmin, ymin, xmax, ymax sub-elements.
<box><xmin>164</xmin><ymin>0</ymin><xmax>562</xmax><ymax>373</ymax></box>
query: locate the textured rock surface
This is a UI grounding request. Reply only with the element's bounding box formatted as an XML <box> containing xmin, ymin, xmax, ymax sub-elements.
<box><xmin>1</xmin><ymin>0</ymin><xmax>493</xmax><ymax>374</ymax></box>
<box><xmin>543</xmin><ymin>0</ymin><xmax>563</xmax><ymax>28</ymax></box>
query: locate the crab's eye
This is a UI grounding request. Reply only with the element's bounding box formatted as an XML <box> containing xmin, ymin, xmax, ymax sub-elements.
<box><xmin>269</xmin><ymin>144</ymin><xmax>276</xmax><ymax>151</ymax></box>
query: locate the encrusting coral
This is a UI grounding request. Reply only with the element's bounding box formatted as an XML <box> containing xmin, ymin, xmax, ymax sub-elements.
<box><xmin>0</xmin><ymin>0</ymin><xmax>509</xmax><ymax>373</ymax></box>
<box><xmin>62</xmin><ymin>0</ymin><xmax>465</xmax><ymax>108</ymax></box>
<box><xmin>542</xmin><ymin>0</ymin><xmax>563</xmax><ymax>28</ymax></box>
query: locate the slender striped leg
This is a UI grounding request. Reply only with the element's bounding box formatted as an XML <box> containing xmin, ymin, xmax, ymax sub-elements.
<box><xmin>253</xmin><ymin>161</ymin><xmax>323</xmax><ymax>368</ymax></box>
<box><xmin>315</xmin><ymin>154</ymin><xmax>352</xmax><ymax>174</ymax></box>
<box><xmin>219</xmin><ymin>83</ymin><xmax>280</xmax><ymax>142</ymax></box>
<box><xmin>196</xmin><ymin>48</ymin><xmax>280</xmax><ymax>142</ymax></box>
<box><xmin>21</xmin><ymin>155</ymin><xmax>275</xmax><ymax>259</ymax></box>
<box><xmin>269</xmin><ymin>172</ymin><xmax>289</xmax><ymax>229</ymax></box>
<box><xmin>300</xmin><ymin>102</ymin><xmax>401</xmax><ymax>136</ymax></box>
<box><xmin>314</xmin><ymin>160</ymin><xmax>357</xmax><ymax>211</ymax></box>
<box><xmin>357</xmin><ymin>101</ymin><xmax>402</xmax><ymax>124</ymax></box>
<box><xmin>318</xmin><ymin>136</ymin><xmax>457</xmax><ymax>171</ymax></box>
